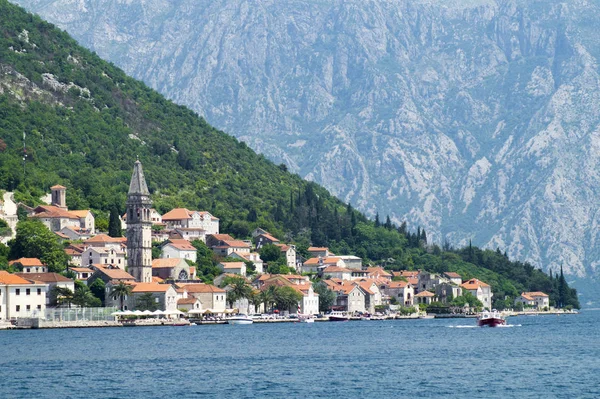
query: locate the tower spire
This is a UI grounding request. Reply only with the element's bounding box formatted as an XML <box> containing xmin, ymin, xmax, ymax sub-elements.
<box><xmin>128</xmin><ymin>160</ymin><xmax>150</xmax><ymax>196</ymax></box>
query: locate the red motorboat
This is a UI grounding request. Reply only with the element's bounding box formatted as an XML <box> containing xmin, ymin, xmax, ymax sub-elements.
<box><xmin>477</xmin><ymin>311</ymin><xmax>506</xmax><ymax>327</ymax></box>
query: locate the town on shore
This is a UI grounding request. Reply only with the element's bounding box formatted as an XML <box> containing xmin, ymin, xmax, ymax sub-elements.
<box><xmin>0</xmin><ymin>162</ymin><xmax>564</xmax><ymax>329</ymax></box>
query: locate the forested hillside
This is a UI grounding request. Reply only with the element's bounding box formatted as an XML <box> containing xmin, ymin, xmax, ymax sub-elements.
<box><xmin>0</xmin><ymin>0</ymin><xmax>579</xmax><ymax>308</ymax></box>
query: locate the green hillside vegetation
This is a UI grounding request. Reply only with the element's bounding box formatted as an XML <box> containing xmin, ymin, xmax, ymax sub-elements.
<box><xmin>0</xmin><ymin>0</ymin><xmax>579</xmax><ymax>309</ymax></box>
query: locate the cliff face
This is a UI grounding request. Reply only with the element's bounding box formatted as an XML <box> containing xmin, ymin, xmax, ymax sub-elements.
<box><xmin>14</xmin><ymin>0</ymin><xmax>600</xmax><ymax>282</ymax></box>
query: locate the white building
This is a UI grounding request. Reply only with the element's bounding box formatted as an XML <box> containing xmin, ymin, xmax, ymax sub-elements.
<box><xmin>217</xmin><ymin>262</ymin><xmax>247</xmax><ymax>277</ymax></box>
<box><xmin>229</xmin><ymin>252</ymin><xmax>264</xmax><ymax>274</ymax></box>
<box><xmin>8</xmin><ymin>258</ymin><xmax>48</xmax><ymax>274</ymax></box>
<box><xmin>82</xmin><ymin>246</ymin><xmax>127</xmax><ymax>269</ymax></box>
<box><xmin>161</xmin><ymin>208</ymin><xmax>219</xmax><ymax>236</ymax></box>
<box><xmin>461</xmin><ymin>279</ymin><xmax>493</xmax><ymax>310</ymax></box>
<box><xmin>276</xmin><ymin>244</ymin><xmax>297</xmax><ymax>270</ymax></box>
<box><xmin>15</xmin><ymin>272</ymin><xmax>75</xmax><ymax>305</ymax></box>
<box><xmin>180</xmin><ymin>283</ymin><xmax>227</xmax><ymax>313</ymax></box>
<box><xmin>515</xmin><ymin>292</ymin><xmax>550</xmax><ymax>309</ymax></box>
<box><xmin>161</xmin><ymin>239</ymin><xmax>197</xmax><ymax>263</ymax></box>
<box><xmin>0</xmin><ymin>271</ymin><xmax>46</xmax><ymax>320</ymax></box>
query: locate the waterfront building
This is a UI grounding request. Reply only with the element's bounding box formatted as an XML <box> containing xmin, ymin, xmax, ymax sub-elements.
<box><xmin>179</xmin><ymin>283</ymin><xmax>227</xmax><ymax>313</ymax></box>
<box><xmin>515</xmin><ymin>292</ymin><xmax>550</xmax><ymax>309</ymax></box>
<box><xmin>126</xmin><ymin>161</ymin><xmax>153</xmax><ymax>283</ymax></box>
<box><xmin>414</xmin><ymin>291</ymin><xmax>436</xmax><ymax>305</ymax></box>
<box><xmin>0</xmin><ymin>271</ymin><xmax>46</xmax><ymax>320</ymax></box>
<box><xmin>15</xmin><ymin>272</ymin><xmax>74</xmax><ymax>305</ymax></box>
<box><xmin>379</xmin><ymin>280</ymin><xmax>414</xmax><ymax>306</ymax></box>
<box><xmin>460</xmin><ymin>278</ymin><xmax>493</xmax><ymax>310</ymax></box>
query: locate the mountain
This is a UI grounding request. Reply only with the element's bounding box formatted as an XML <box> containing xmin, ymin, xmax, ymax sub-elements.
<box><xmin>13</xmin><ymin>0</ymin><xmax>600</xmax><ymax>291</ymax></box>
<box><xmin>0</xmin><ymin>0</ymin><xmax>580</xmax><ymax>308</ymax></box>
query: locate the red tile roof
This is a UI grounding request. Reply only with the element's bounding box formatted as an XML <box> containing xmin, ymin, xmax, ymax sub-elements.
<box><xmin>181</xmin><ymin>283</ymin><xmax>226</xmax><ymax>293</ymax></box>
<box><xmin>9</xmin><ymin>258</ymin><xmax>44</xmax><ymax>267</ymax></box>
<box><xmin>414</xmin><ymin>291</ymin><xmax>435</xmax><ymax>297</ymax></box>
<box><xmin>461</xmin><ymin>278</ymin><xmax>490</xmax><ymax>290</ymax></box>
<box><xmin>15</xmin><ymin>272</ymin><xmax>73</xmax><ymax>283</ymax></box>
<box><xmin>0</xmin><ymin>271</ymin><xmax>35</xmax><ymax>285</ymax></box>
<box><xmin>152</xmin><ymin>258</ymin><xmax>186</xmax><ymax>268</ymax></box>
<box><xmin>132</xmin><ymin>283</ymin><xmax>172</xmax><ymax>293</ymax></box>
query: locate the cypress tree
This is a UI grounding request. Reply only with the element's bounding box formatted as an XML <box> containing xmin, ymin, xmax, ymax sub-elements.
<box><xmin>108</xmin><ymin>205</ymin><xmax>122</xmax><ymax>237</ymax></box>
<box><xmin>374</xmin><ymin>212</ymin><xmax>380</xmax><ymax>228</ymax></box>
<box><xmin>384</xmin><ymin>215</ymin><xmax>392</xmax><ymax>230</ymax></box>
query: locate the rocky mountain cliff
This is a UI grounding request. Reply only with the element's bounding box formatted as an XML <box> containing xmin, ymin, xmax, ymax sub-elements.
<box><xmin>14</xmin><ymin>0</ymin><xmax>600</xmax><ymax>288</ymax></box>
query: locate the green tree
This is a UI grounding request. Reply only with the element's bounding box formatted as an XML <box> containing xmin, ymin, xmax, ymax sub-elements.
<box><xmin>272</xmin><ymin>286</ymin><xmax>303</xmax><ymax>313</ymax></box>
<box><xmin>259</xmin><ymin>244</ymin><xmax>283</xmax><ymax>263</ymax></box>
<box><xmin>88</xmin><ymin>278</ymin><xmax>106</xmax><ymax>306</ymax></box>
<box><xmin>313</xmin><ymin>281</ymin><xmax>336</xmax><ymax>313</ymax></box>
<box><xmin>135</xmin><ymin>292</ymin><xmax>158</xmax><ymax>311</ymax></box>
<box><xmin>257</xmin><ymin>289</ymin><xmax>274</xmax><ymax>313</ymax></box>
<box><xmin>109</xmin><ymin>281</ymin><xmax>133</xmax><ymax>311</ymax></box>
<box><xmin>8</xmin><ymin>220</ymin><xmax>69</xmax><ymax>272</ymax></box>
<box><xmin>52</xmin><ymin>286</ymin><xmax>74</xmax><ymax>308</ymax></box>
<box><xmin>72</xmin><ymin>283</ymin><xmax>101</xmax><ymax>307</ymax></box>
<box><xmin>108</xmin><ymin>205</ymin><xmax>122</xmax><ymax>237</ymax></box>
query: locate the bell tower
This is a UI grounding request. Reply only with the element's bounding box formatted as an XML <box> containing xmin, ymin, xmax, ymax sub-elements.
<box><xmin>126</xmin><ymin>160</ymin><xmax>153</xmax><ymax>283</ymax></box>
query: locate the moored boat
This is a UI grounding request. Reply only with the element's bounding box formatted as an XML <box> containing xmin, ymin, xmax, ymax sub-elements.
<box><xmin>477</xmin><ymin>310</ymin><xmax>506</xmax><ymax>327</ymax></box>
<box><xmin>298</xmin><ymin>314</ymin><xmax>315</xmax><ymax>323</ymax></box>
<box><xmin>227</xmin><ymin>314</ymin><xmax>254</xmax><ymax>325</ymax></box>
<box><xmin>327</xmin><ymin>311</ymin><xmax>350</xmax><ymax>321</ymax></box>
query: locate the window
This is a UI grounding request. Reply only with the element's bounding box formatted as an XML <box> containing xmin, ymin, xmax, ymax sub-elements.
<box><xmin>37</xmin><ymin>288</ymin><xmax>42</xmax><ymax>295</ymax></box>
<box><xmin>37</xmin><ymin>305</ymin><xmax>41</xmax><ymax>310</ymax></box>
<box><xmin>15</xmin><ymin>289</ymin><xmax>20</xmax><ymax>296</ymax></box>
<box><xmin>26</xmin><ymin>268</ymin><xmax>30</xmax><ymax>273</ymax></box>
<box><xmin>16</xmin><ymin>305</ymin><xmax>20</xmax><ymax>312</ymax></box>
<box><xmin>26</xmin><ymin>289</ymin><xmax>30</xmax><ymax>296</ymax></box>
<box><xmin>155</xmin><ymin>297</ymin><xmax>159</xmax><ymax>303</ymax></box>
<box><xmin>26</xmin><ymin>305</ymin><xmax>31</xmax><ymax>311</ymax></box>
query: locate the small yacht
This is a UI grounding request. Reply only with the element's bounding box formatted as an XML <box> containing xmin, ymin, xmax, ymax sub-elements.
<box><xmin>227</xmin><ymin>314</ymin><xmax>254</xmax><ymax>325</ymax></box>
<box><xmin>327</xmin><ymin>311</ymin><xmax>351</xmax><ymax>322</ymax></box>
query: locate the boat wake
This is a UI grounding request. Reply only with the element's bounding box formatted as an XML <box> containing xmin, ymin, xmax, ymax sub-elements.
<box><xmin>448</xmin><ymin>324</ymin><xmax>522</xmax><ymax>328</ymax></box>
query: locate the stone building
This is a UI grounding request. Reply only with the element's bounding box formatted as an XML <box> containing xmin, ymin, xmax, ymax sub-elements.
<box><xmin>126</xmin><ymin>161</ymin><xmax>153</xmax><ymax>283</ymax></box>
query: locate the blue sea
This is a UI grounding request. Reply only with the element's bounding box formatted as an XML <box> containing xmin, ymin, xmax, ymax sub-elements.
<box><xmin>1</xmin><ymin>311</ymin><xmax>599</xmax><ymax>398</ymax></box>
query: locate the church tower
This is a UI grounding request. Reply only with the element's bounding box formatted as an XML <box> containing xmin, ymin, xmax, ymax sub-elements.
<box><xmin>126</xmin><ymin>160</ymin><xmax>153</xmax><ymax>283</ymax></box>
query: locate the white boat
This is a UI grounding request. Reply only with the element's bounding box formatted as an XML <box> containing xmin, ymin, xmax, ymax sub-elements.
<box><xmin>227</xmin><ymin>314</ymin><xmax>254</xmax><ymax>325</ymax></box>
<box><xmin>327</xmin><ymin>311</ymin><xmax>351</xmax><ymax>321</ymax></box>
<box><xmin>298</xmin><ymin>314</ymin><xmax>315</xmax><ymax>323</ymax></box>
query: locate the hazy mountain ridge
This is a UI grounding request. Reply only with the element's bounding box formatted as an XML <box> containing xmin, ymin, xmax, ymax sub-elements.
<box><xmin>13</xmin><ymin>0</ymin><xmax>600</xmax><ymax>284</ymax></box>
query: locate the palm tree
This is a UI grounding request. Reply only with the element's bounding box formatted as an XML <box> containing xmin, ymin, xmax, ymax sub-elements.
<box><xmin>52</xmin><ymin>286</ymin><xmax>74</xmax><ymax>308</ymax></box>
<box><xmin>109</xmin><ymin>281</ymin><xmax>133</xmax><ymax>311</ymax></box>
<box><xmin>257</xmin><ymin>287</ymin><xmax>276</xmax><ymax>313</ymax></box>
<box><xmin>226</xmin><ymin>278</ymin><xmax>252</xmax><ymax>310</ymax></box>
<box><xmin>72</xmin><ymin>287</ymin><xmax>99</xmax><ymax>307</ymax></box>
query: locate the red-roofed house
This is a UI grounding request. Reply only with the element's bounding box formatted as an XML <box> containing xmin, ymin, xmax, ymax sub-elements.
<box><xmin>255</xmin><ymin>233</ymin><xmax>280</xmax><ymax>249</ymax></box>
<box><xmin>161</xmin><ymin>208</ymin><xmax>219</xmax><ymax>236</ymax></box>
<box><xmin>9</xmin><ymin>258</ymin><xmax>47</xmax><ymax>274</ymax></box>
<box><xmin>414</xmin><ymin>291</ymin><xmax>436</xmax><ymax>305</ymax></box>
<box><xmin>307</xmin><ymin>247</ymin><xmax>329</xmax><ymax>258</ymax></box>
<box><xmin>180</xmin><ymin>283</ymin><xmax>227</xmax><ymax>313</ymax></box>
<box><xmin>229</xmin><ymin>252</ymin><xmax>264</xmax><ymax>274</ymax></box>
<box><xmin>515</xmin><ymin>292</ymin><xmax>549</xmax><ymax>309</ymax></box>
<box><xmin>30</xmin><ymin>186</ymin><xmax>95</xmax><ymax>233</ymax></box>
<box><xmin>161</xmin><ymin>239</ymin><xmax>197</xmax><ymax>262</ymax></box>
<box><xmin>461</xmin><ymin>279</ymin><xmax>493</xmax><ymax>309</ymax></box>
<box><xmin>379</xmin><ymin>280</ymin><xmax>414</xmax><ymax>306</ymax></box>
<box><xmin>212</xmin><ymin>240</ymin><xmax>251</xmax><ymax>257</ymax></box>
<box><xmin>15</xmin><ymin>272</ymin><xmax>75</xmax><ymax>305</ymax></box>
<box><xmin>217</xmin><ymin>262</ymin><xmax>246</xmax><ymax>277</ymax></box>
<box><xmin>0</xmin><ymin>271</ymin><xmax>47</xmax><ymax>320</ymax></box>
<box><xmin>275</xmin><ymin>243</ymin><xmax>297</xmax><ymax>270</ymax></box>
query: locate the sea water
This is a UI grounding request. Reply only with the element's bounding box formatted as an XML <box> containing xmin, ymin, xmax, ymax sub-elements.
<box><xmin>1</xmin><ymin>311</ymin><xmax>599</xmax><ymax>398</ymax></box>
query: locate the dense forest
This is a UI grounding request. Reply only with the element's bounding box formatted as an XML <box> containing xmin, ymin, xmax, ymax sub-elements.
<box><xmin>0</xmin><ymin>0</ymin><xmax>579</xmax><ymax>309</ymax></box>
